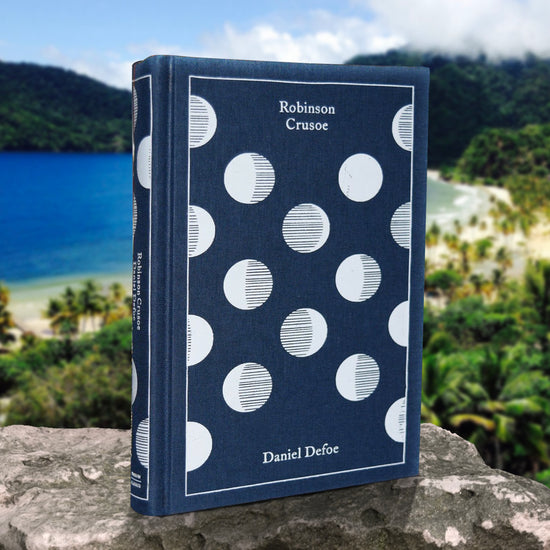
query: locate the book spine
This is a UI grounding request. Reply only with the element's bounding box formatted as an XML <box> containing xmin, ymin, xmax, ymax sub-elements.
<box><xmin>130</xmin><ymin>65</ymin><xmax>154</xmax><ymax>513</ymax></box>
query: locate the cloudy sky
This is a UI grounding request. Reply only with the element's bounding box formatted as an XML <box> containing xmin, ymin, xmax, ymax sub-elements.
<box><xmin>2</xmin><ymin>0</ymin><xmax>550</xmax><ymax>89</ymax></box>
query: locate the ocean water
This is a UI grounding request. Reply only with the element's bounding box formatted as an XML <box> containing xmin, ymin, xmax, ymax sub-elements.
<box><xmin>0</xmin><ymin>153</ymin><xmax>132</xmax><ymax>284</ymax></box>
<box><xmin>1</xmin><ymin>153</ymin><xmax>488</xmax><ymax>289</ymax></box>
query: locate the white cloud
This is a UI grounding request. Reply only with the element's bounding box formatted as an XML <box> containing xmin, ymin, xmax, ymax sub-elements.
<box><xmin>198</xmin><ymin>11</ymin><xmax>404</xmax><ymax>64</ymax></box>
<box><xmin>362</xmin><ymin>0</ymin><xmax>550</xmax><ymax>58</ymax></box>
<box><xmin>40</xmin><ymin>0</ymin><xmax>550</xmax><ymax>89</ymax></box>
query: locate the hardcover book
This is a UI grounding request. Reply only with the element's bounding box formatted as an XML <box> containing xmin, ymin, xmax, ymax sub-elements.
<box><xmin>131</xmin><ymin>55</ymin><xmax>429</xmax><ymax>516</ymax></box>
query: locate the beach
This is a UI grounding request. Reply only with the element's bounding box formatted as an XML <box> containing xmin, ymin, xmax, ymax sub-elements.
<box><xmin>426</xmin><ymin>170</ymin><xmax>550</xmax><ymax>275</ymax></box>
<box><xmin>7</xmin><ymin>172</ymin><xmax>550</xmax><ymax>338</ymax></box>
<box><xmin>9</xmin><ymin>272</ymin><xmax>131</xmax><ymax>337</ymax></box>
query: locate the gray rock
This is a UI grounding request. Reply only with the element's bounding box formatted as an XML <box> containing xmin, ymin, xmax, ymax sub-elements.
<box><xmin>1</xmin><ymin>424</ymin><xmax>549</xmax><ymax>549</ymax></box>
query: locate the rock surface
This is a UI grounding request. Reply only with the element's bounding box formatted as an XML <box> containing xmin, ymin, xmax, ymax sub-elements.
<box><xmin>1</xmin><ymin>424</ymin><xmax>549</xmax><ymax>549</ymax></box>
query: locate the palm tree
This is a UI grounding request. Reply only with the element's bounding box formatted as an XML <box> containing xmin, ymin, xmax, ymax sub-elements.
<box><xmin>450</xmin><ymin>347</ymin><xmax>550</xmax><ymax>473</ymax></box>
<box><xmin>523</xmin><ymin>260</ymin><xmax>550</xmax><ymax>354</ymax></box>
<box><xmin>78</xmin><ymin>280</ymin><xmax>104</xmax><ymax>332</ymax></box>
<box><xmin>44</xmin><ymin>288</ymin><xmax>79</xmax><ymax>337</ymax></box>
<box><xmin>0</xmin><ymin>282</ymin><xmax>15</xmax><ymax>348</ymax></box>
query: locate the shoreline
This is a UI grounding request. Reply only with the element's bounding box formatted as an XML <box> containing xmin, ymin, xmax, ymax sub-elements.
<box><xmin>426</xmin><ymin>169</ymin><xmax>550</xmax><ymax>276</ymax></box>
<box><xmin>8</xmin><ymin>272</ymin><xmax>131</xmax><ymax>337</ymax></box>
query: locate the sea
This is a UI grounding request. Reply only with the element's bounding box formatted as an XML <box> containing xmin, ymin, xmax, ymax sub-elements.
<box><xmin>0</xmin><ymin>153</ymin><xmax>492</xmax><ymax>311</ymax></box>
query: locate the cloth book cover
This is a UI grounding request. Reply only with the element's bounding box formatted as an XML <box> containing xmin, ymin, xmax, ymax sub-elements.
<box><xmin>131</xmin><ymin>55</ymin><xmax>429</xmax><ymax>516</ymax></box>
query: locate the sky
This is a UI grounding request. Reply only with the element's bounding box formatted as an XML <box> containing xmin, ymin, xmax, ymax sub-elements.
<box><xmin>2</xmin><ymin>0</ymin><xmax>550</xmax><ymax>89</ymax></box>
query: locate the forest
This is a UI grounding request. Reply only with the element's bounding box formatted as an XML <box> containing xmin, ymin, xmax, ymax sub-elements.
<box><xmin>0</xmin><ymin>62</ymin><xmax>131</xmax><ymax>152</ymax></box>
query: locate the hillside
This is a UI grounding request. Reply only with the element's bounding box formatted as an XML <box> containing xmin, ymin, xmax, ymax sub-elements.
<box><xmin>349</xmin><ymin>51</ymin><xmax>550</xmax><ymax>167</ymax></box>
<box><xmin>0</xmin><ymin>62</ymin><xmax>131</xmax><ymax>152</ymax></box>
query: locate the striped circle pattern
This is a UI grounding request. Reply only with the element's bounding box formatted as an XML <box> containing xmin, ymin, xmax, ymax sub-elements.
<box><xmin>385</xmin><ymin>397</ymin><xmax>407</xmax><ymax>443</ymax></box>
<box><xmin>335</xmin><ymin>253</ymin><xmax>382</xmax><ymax>302</ymax></box>
<box><xmin>223</xmin><ymin>259</ymin><xmax>273</xmax><ymax>310</ymax></box>
<box><xmin>282</xmin><ymin>203</ymin><xmax>330</xmax><ymax>253</ymax></box>
<box><xmin>280</xmin><ymin>308</ymin><xmax>328</xmax><ymax>357</ymax></box>
<box><xmin>132</xmin><ymin>86</ymin><xmax>138</xmax><ymax>132</ymax></box>
<box><xmin>189</xmin><ymin>95</ymin><xmax>217</xmax><ymax>148</ymax></box>
<box><xmin>135</xmin><ymin>417</ymin><xmax>150</xmax><ymax>468</ymax></box>
<box><xmin>391</xmin><ymin>202</ymin><xmax>411</xmax><ymax>249</ymax></box>
<box><xmin>223</xmin><ymin>363</ymin><xmax>273</xmax><ymax>413</ymax></box>
<box><xmin>392</xmin><ymin>104</ymin><xmax>413</xmax><ymax>152</ymax></box>
<box><xmin>224</xmin><ymin>153</ymin><xmax>275</xmax><ymax>204</ymax></box>
<box><xmin>335</xmin><ymin>354</ymin><xmax>380</xmax><ymax>401</ymax></box>
<box><xmin>188</xmin><ymin>205</ymin><xmax>216</xmax><ymax>258</ymax></box>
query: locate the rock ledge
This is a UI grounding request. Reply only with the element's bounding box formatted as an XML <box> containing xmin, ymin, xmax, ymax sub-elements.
<box><xmin>1</xmin><ymin>424</ymin><xmax>549</xmax><ymax>549</ymax></box>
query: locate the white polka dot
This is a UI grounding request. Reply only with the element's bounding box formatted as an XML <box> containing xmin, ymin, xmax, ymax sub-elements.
<box><xmin>136</xmin><ymin>135</ymin><xmax>151</xmax><ymax>189</ymax></box>
<box><xmin>338</xmin><ymin>154</ymin><xmax>383</xmax><ymax>202</ymax></box>
<box><xmin>189</xmin><ymin>95</ymin><xmax>217</xmax><ymax>148</ymax></box>
<box><xmin>336</xmin><ymin>354</ymin><xmax>380</xmax><ymax>401</ymax></box>
<box><xmin>187</xmin><ymin>315</ymin><xmax>214</xmax><ymax>366</ymax></box>
<box><xmin>223</xmin><ymin>259</ymin><xmax>273</xmax><ymax>310</ymax></box>
<box><xmin>186</xmin><ymin>422</ymin><xmax>212</xmax><ymax>471</ymax></box>
<box><xmin>224</xmin><ymin>153</ymin><xmax>275</xmax><ymax>204</ymax></box>
<box><xmin>131</xmin><ymin>359</ymin><xmax>138</xmax><ymax>405</ymax></box>
<box><xmin>388</xmin><ymin>301</ymin><xmax>409</xmax><ymax>347</ymax></box>
<box><xmin>280</xmin><ymin>308</ymin><xmax>328</xmax><ymax>357</ymax></box>
<box><xmin>385</xmin><ymin>397</ymin><xmax>407</xmax><ymax>443</ymax></box>
<box><xmin>223</xmin><ymin>363</ymin><xmax>273</xmax><ymax>413</ymax></box>
<box><xmin>335</xmin><ymin>254</ymin><xmax>381</xmax><ymax>302</ymax></box>
<box><xmin>188</xmin><ymin>205</ymin><xmax>216</xmax><ymax>257</ymax></box>
<box><xmin>282</xmin><ymin>203</ymin><xmax>330</xmax><ymax>253</ymax></box>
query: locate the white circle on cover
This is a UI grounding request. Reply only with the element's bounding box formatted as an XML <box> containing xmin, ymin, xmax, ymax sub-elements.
<box><xmin>223</xmin><ymin>259</ymin><xmax>273</xmax><ymax>310</ymax></box>
<box><xmin>335</xmin><ymin>254</ymin><xmax>381</xmax><ymax>302</ymax></box>
<box><xmin>135</xmin><ymin>417</ymin><xmax>149</xmax><ymax>468</ymax></box>
<box><xmin>280</xmin><ymin>308</ymin><xmax>328</xmax><ymax>357</ymax></box>
<box><xmin>186</xmin><ymin>421</ymin><xmax>213</xmax><ymax>471</ymax></box>
<box><xmin>388</xmin><ymin>301</ymin><xmax>409</xmax><ymax>347</ymax></box>
<box><xmin>132</xmin><ymin>195</ymin><xmax>138</xmax><ymax>235</ymax></box>
<box><xmin>224</xmin><ymin>153</ymin><xmax>275</xmax><ymax>204</ymax></box>
<box><xmin>188</xmin><ymin>205</ymin><xmax>216</xmax><ymax>257</ymax></box>
<box><xmin>131</xmin><ymin>359</ymin><xmax>138</xmax><ymax>405</ymax></box>
<box><xmin>338</xmin><ymin>153</ymin><xmax>383</xmax><ymax>202</ymax></box>
<box><xmin>136</xmin><ymin>135</ymin><xmax>152</xmax><ymax>189</ymax></box>
<box><xmin>282</xmin><ymin>203</ymin><xmax>330</xmax><ymax>253</ymax></box>
<box><xmin>336</xmin><ymin>353</ymin><xmax>380</xmax><ymax>401</ymax></box>
<box><xmin>385</xmin><ymin>397</ymin><xmax>407</xmax><ymax>443</ymax></box>
<box><xmin>187</xmin><ymin>315</ymin><xmax>214</xmax><ymax>366</ymax></box>
<box><xmin>391</xmin><ymin>202</ymin><xmax>411</xmax><ymax>249</ymax></box>
<box><xmin>392</xmin><ymin>104</ymin><xmax>414</xmax><ymax>152</ymax></box>
<box><xmin>189</xmin><ymin>95</ymin><xmax>217</xmax><ymax>148</ymax></box>
<box><xmin>132</xmin><ymin>87</ymin><xmax>138</xmax><ymax>131</ymax></box>
<box><xmin>223</xmin><ymin>362</ymin><xmax>273</xmax><ymax>413</ymax></box>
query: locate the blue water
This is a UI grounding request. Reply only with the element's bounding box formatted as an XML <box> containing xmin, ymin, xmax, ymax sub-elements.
<box><xmin>0</xmin><ymin>153</ymin><xmax>132</xmax><ymax>283</ymax></box>
<box><xmin>0</xmin><ymin>153</ymin><xmax>489</xmax><ymax>286</ymax></box>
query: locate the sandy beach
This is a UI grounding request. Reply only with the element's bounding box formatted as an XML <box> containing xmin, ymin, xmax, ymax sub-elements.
<box><xmin>426</xmin><ymin>170</ymin><xmax>550</xmax><ymax>276</ymax></box>
<box><xmin>8</xmin><ymin>273</ymin><xmax>131</xmax><ymax>338</ymax></box>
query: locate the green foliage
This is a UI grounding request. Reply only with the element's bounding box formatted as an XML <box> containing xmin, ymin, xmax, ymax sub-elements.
<box><xmin>0</xmin><ymin>62</ymin><xmax>131</xmax><ymax>152</ymax></box>
<box><xmin>0</xmin><ymin>282</ymin><xmax>15</xmax><ymax>347</ymax></box>
<box><xmin>4</xmin><ymin>318</ymin><xmax>131</xmax><ymax>428</ymax></box>
<box><xmin>349</xmin><ymin>51</ymin><xmax>550</xmax><ymax>166</ymax></box>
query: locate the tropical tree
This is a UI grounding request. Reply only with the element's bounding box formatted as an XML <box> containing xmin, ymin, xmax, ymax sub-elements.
<box><xmin>77</xmin><ymin>280</ymin><xmax>104</xmax><ymax>332</ymax></box>
<box><xmin>523</xmin><ymin>260</ymin><xmax>550</xmax><ymax>354</ymax></box>
<box><xmin>0</xmin><ymin>283</ymin><xmax>15</xmax><ymax>348</ymax></box>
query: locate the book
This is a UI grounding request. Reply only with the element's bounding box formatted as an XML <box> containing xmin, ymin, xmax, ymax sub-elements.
<box><xmin>131</xmin><ymin>55</ymin><xmax>429</xmax><ymax>516</ymax></box>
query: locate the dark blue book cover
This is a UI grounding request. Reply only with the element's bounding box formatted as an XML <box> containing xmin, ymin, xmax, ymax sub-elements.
<box><xmin>131</xmin><ymin>56</ymin><xmax>429</xmax><ymax>516</ymax></box>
